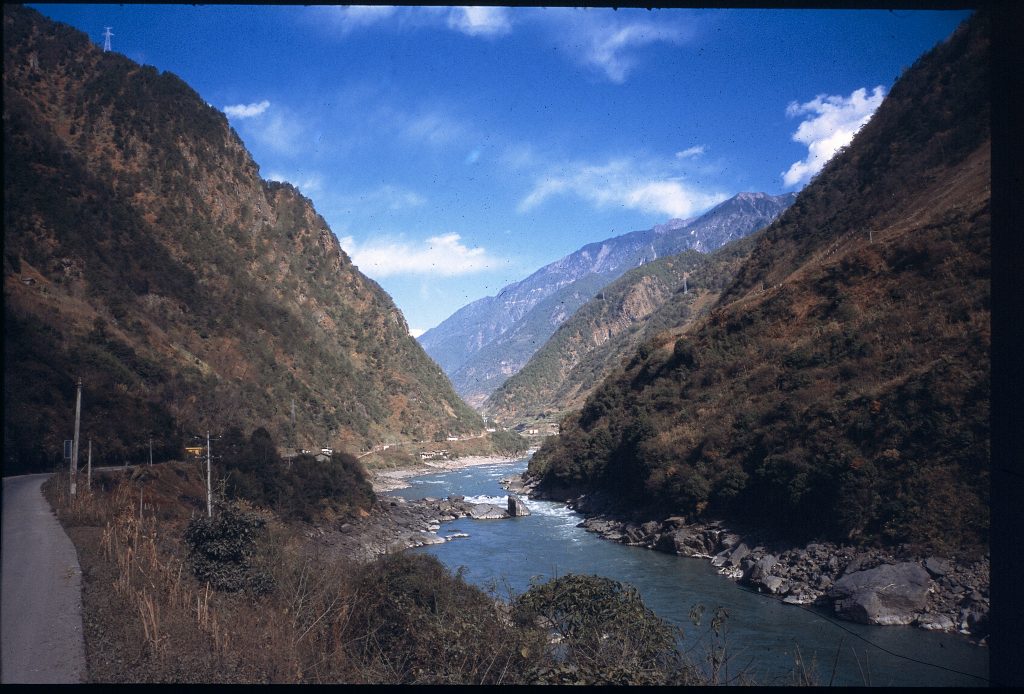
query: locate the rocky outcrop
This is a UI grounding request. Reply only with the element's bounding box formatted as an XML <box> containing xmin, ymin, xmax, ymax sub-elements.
<box><xmin>508</xmin><ymin>494</ymin><xmax>531</xmax><ymax>517</ymax></box>
<box><xmin>467</xmin><ymin>504</ymin><xmax>509</xmax><ymax>520</ymax></box>
<box><xmin>829</xmin><ymin>562</ymin><xmax>930</xmax><ymax>625</ymax></box>
<box><xmin>316</xmin><ymin>494</ymin><xmax>526</xmax><ymax>561</ymax></box>
<box><xmin>519</xmin><ymin>474</ymin><xmax>989</xmax><ymax>641</ymax></box>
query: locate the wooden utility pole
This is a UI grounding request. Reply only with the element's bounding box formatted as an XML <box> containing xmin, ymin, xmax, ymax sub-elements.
<box><xmin>205</xmin><ymin>431</ymin><xmax>213</xmax><ymax>518</ymax></box>
<box><xmin>70</xmin><ymin>378</ymin><xmax>82</xmax><ymax>496</ymax></box>
<box><xmin>683</xmin><ymin>273</ymin><xmax>689</xmax><ymax>295</ymax></box>
<box><xmin>149</xmin><ymin>437</ymin><xmax>153</xmax><ymax>466</ymax></box>
<box><xmin>86</xmin><ymin>439</ymin><xmax>92</xmax><ymax>492</ymax></box>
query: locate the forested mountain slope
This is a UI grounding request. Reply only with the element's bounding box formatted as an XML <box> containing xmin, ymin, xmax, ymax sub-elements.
<box><xmin>422</xmin><ymin>192</ymin><xmax>794</xmax><ymax>407</ymax></box>
<box><xmin>485</xmin><ymin>233</ymin><xmax>758</xmax><ymax>425</ymax></box>
<box><xmin>3</xmin><ymin>5</ymin><xmax>482</xmax><ymax>473</ymax></box>
<box><xmin>529</xmin><ymin>11</ymin><xmax>990</xmax><ymax>555</ymax></box>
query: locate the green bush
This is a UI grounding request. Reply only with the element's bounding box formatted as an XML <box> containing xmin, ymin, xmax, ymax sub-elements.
<box><xmin>341</xmin><ymin>553</ymin><xmax>540</xmax><ymax>684</ymax></box>
<box><xmin>183</xmin><ymin>501</ymin><xmax>275</xmax><ymax>594</ymax></box>
<box><xmin>512</xmin><ymin>574</ymin><xmax>697</xmax><ymax>685</ymax></box>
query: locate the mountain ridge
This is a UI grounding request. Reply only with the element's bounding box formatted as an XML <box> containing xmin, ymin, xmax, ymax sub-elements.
<box><xmin>527</xmin><ymin>10</ymin><xmax>990</xmax><ymax>555</ymax></box>
<box><xmin>420</xmin><ymin>191</ymin><xmax>796</xmax><ymax>405</ymax></box>
<box><xmin>3</xmin><ymin>5</ymin><xmax>482</xmax><ymax>472</ymax></box>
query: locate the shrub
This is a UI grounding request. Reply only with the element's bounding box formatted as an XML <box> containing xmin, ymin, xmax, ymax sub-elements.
<box><xmin>183</xmin><ymin>501</ymin><xmax>275</xmax><ymax>594</ymax></box>
<box><xmin>341</xmin><ymin>553</ymin><xmax>539</xmax><ymax>684</ymax></box>
<box><xmin>512</xmin><ymin>574</ymin><xmax>697</xmax><ymax>685</ymax></box>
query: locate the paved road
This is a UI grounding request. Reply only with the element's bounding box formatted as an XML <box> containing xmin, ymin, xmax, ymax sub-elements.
<box><xmin>1</xmin><ymin>474</ymin><xmax>86</xmax><ymax>683</ymax></box>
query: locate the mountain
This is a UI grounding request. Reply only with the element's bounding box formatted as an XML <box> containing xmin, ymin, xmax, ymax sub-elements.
<box><xmin>528</xmin><ymin>11</ymin><xmax>990</xmax><ymax>556</ymax></box>
<box><xmin>3</xmin><ymin>5</ymin><xmax>482</xmax><ymax>473</ymax></box>
<box><xmin>484</xmin><ymin>232</ymin><xmax>760</xmax><ymax>425</ymax></box>
<box><xmin>420</xmin><ymin>192</ymin><xmax>796</xmax><ymax>407</ymax></box>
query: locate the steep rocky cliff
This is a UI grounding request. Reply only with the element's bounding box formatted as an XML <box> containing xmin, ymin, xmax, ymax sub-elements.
<box><xmin>3</xmin><ymin>5</ymin><xmax>482</xmax><ymax>472</ymax></box>
<box><xmin>529</xmin><ymin>11</ymin><xmax>990</xmax><ymax>555</ymax></box>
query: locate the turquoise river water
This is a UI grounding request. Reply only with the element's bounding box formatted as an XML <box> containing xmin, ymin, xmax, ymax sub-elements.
<box><xmin>387</xmin><ymin>457</ymin><xmax>989</xmax><ymax>686</ymax></box>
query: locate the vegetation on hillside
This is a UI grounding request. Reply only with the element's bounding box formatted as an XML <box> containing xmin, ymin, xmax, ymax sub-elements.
<box><xmin>529</xmin><ymin>11</ymin><xmax>990</xmax><ymax>556</ymax></box>
<box><xmin>3</xmin><ymin>4</ymin><xmax>481</xmax><ymax>474</ymax></box>
<box><xmin>42</xmin><ymin>464</ymin><xmax>725</xmax><ymax>684</ymax></box>
<box><xmin>486</xmin><ymin>234</ymin><xmax>759</xmax><ymax>425</ymax></box>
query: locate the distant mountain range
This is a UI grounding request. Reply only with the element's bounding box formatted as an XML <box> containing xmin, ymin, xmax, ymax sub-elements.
<box><xmin>419</xmin><ymin>191</ymin><xmax>796</xmax><ymax>407</ymax></box>
<box><xmin>483</xmin><ymin>232</ymin><xmax>761</xmax><ymax>425</ymax></box>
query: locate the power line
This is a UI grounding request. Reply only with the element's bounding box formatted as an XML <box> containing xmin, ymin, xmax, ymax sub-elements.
<box><xmin>732</xmin><ymin>583</ymin><xmax>992</xmax><ymax>684</ymax></box>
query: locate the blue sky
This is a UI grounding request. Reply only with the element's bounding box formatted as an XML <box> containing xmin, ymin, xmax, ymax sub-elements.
<box><xmin>32</xmin><ymin>5</ymin><xmax>970</xmax><ymax>334</ymax></box>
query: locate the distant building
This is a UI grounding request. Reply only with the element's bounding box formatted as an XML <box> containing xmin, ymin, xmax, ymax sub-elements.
<box><xmin>184</xmin><ymin>446</ymin><xmax>204</xmax><ymax>459</ymax></box>
<box><xmin>321</xmin><ymin>447</ymin><xmax>333</xmax><ymax>456</ymax></box>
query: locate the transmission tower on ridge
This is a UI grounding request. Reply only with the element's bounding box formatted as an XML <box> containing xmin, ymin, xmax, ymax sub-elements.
<box><xmin>102</xmin><ymin>26</ymin><xmax>113</xmax><ymax>52</ymax></box>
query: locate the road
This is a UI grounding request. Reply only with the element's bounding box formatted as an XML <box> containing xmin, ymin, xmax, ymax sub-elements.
<box><xmin>1</xmin><ymin>474</ymin><xmax>86</xmax><ymax>683</ymax></box>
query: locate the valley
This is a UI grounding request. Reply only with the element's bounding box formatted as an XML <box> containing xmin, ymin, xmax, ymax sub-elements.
<box><xmin>3</xmin><ymin>3</ymin><xmax>996</xmax><ymax>687</ymax></box>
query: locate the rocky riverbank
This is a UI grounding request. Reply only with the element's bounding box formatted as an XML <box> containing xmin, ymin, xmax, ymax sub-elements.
<box><xmin>507</xmin><ymin>476</ymin><xmax>989</xmax><ymax>644</ymax></box>
<box><xmin>310</xmin><ymin>493</ymin><xmax>530</xmax><ymax>563</ymax></box>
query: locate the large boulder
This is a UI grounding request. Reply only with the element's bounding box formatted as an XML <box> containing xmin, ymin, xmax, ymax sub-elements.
<box><xmin>958</xmin><ymin>598</ymin><xmax>989</xmax><ymax>635</ymax></box>
<box><xmin>748</xmin><ymin>554</ymin><xmax>778</xmax><ymax>583</ymax></box>
<box><xmin>666</xmin><ymin>527</ymin><xmax>711</xmax><ymax>557</ymax></box>
<box><xmin>829</xmin><ymin>562</ymin><xmax>930</xmax><ymax>625</ymax></box>
<box><xmin>466</xmin><ymin>503</ymin><xmax>509</xmax><ymax>519</ymax></box>
<box><xmin>923</xmin><ymin>556</ymin><xmax>950</xmax><ymax>578</ymax></box>
<box><xmin>725</xmin><ymin>543</ymin><xmax>750</xmax><ymax>568</ymax></box>
<box><xmin>507</xmin><ymin>494</ymin><xmax>531</xmax><ymax>517</ymax></box>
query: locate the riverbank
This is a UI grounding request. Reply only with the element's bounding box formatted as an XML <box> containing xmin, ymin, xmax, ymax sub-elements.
<box><xmin>369</xmin><ymin>454</ymin><xmax>531</xmax><ymax>493</ymax></box>
<box><xmin>506</xmin><ymin>475</ymin><xmax>989</xmax><ymax>644</ymax></box>
<box><xmin>305</xmin><ymin>454</ymin><xmax>535</xmax><ymax>561</ymax></box>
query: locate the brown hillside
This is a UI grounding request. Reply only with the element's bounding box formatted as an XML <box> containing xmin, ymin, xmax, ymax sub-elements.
<box><xmin>529</xmin><ymin>12</ymin><xmax>990</xmax><ymax>555</ymax></box>
<box><xmin>3</xmin><ymin>5</ymin><xmax>482</xmax><ymax>473</ymax></box>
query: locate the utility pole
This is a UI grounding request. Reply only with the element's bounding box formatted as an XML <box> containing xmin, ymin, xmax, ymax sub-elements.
<box><xmin>149</xmin><ymin>436</ymin><xmax>153</xmax><ymax>466</ymax></box>
<box><xmin>102</xmin><ymin>26</ymin><xmax>113</xmax><ymax>52</ymax></box>
<box><xmin>205</xmin><ymin>431</ymin><xmax>213</xmax><ymax>518</ymax></box>
<box><xmin>683</xmin><ymin>273</ymin><xmax>689</xmax><ymax>295</ymax></box>
<box><xmin>86</xmin><ymin>439</ymin><xmax>92</xmax><ymax>492</ymax></box>
<box><xmin>70</xmin><ymin>378</ymin><xmax>82</xmax><ymax>497</ymax></box>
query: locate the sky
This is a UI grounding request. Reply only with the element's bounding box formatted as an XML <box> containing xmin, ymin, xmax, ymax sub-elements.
<box><xmin>31</xmin><ymin>4</ymin><xmax>971</xmax><ymax>335</ymax></box>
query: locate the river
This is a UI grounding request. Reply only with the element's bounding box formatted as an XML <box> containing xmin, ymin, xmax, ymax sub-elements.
<box><xmin>386</xmin><ymin>457</ymin><xmax>989</xmax><ymax>687</ymax></box>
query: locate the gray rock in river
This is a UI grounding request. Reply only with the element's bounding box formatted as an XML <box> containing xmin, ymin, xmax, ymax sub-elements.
<box><xmin>466</xmin><ymin>503</ymin><xmax>510</xmax><ymax>520</ymax></box>
<box><xmin>507</xmin><ymin>494</ymin><xmax>531</xmax><ymax>517</ymax></box>
<box><xmin>829</xmin><ymin>562</ymin><xmax>930</xmax><ymax>626</ymax></box>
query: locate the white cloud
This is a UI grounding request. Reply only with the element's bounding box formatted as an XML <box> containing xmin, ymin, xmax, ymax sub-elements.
<box><xmin>675</xmin><ymin>145</ymin><xmax>706</xmax><ymax>159</ymax></box>
<box><xmin>312</xmin><ymin>5</ymin><xmax>397</xmax><ymax>35</ymax></box>
<box><xmin>405</xmin><ymin>112</ymin><xmax>460</xmax><ymax>145</ymax></box>
<box><xmin>782</xmin><ymin>86</ymin><xmax>886</xmax><ymax>188</ymax></box>
<box><xmin>336</xmin><ymin>184</ymin><xmax>427</xmax><ymax>212</ymax></box>
<box><xmin>265</xmin><ymin>170</ymin><xmax>323</xmax><ymax>194</ymax></box>
<box><xmin>339</xmin><ymin>233</ymin><xmax>498</xmax><ymax>277</ymax></box>
<box><xmin>224</xmin><ymin>100</ymin><xmax>270</xmax><ymax>119</ymax></box>
<box><xmin>542</xmin><ymin>10</ymin><xmax>692</xmax><ymax>83</ymax></box>
<box><xmin>519</xmin><ymin>158</ymin><xmax>727</xmax><ymax>219</ymax></box>
<box><xmin>447</xmin><ymin>6</ymin><xmax>512</xmax><ymax>37</ymax></box>
<box><xmin>251</xmin><ymin>112</ymin><xmax>305</xmax><ymax>156</ymax></box>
